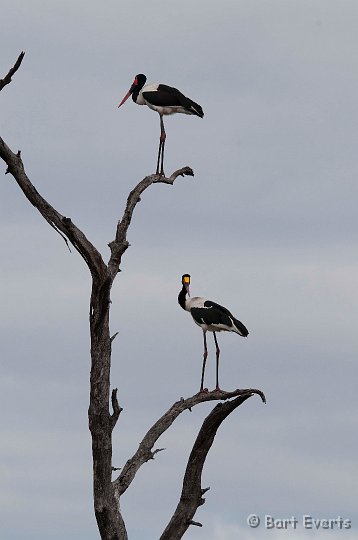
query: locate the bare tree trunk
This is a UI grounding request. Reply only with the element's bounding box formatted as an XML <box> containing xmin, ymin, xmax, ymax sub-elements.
<box><xmin>88</xmin><ymin>276</ymin><xmax>127</xmax><ymax>539</ymax></box>
<box><xmin>1</xmin><ymin>53</ymin><xmax>266</xmax><ymax>540</ymax></box>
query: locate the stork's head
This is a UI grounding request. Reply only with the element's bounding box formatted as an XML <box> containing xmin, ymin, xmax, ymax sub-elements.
<box><xmin>118</xmin><ymin>74</ymin><xmax>147</xmax><ymax>107</ymax></box>
<box><xmin>182</xmin><ymin>274</ymin><xmax>191</xmax><ymax>297</ymax></box>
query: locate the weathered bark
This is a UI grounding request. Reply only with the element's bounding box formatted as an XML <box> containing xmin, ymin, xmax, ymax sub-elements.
<box><xmin>1</xmin><ymin>53</ymin><xmax>266</xmax><ymax>539</ymax></box>
<box><xmin>88</xmin><ymin>275</ymin><xmax>127</xmax><ymax>540</ymax></box>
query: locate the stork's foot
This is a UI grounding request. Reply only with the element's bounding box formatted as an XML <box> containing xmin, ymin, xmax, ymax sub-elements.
<box><xmin>214</xmin><ymin>386</ymin><xmax>231</xmax><ymax>395</ymax></box>
<box><xmin>199</xmin><ymin>387</ymin><xmax>209</xmax><ymax>394</ymax></box>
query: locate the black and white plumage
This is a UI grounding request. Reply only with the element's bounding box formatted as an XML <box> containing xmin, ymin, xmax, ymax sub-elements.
<box><xmin>178</xmin><ymin>274</ymin><xmax>248</xmax><ymax>392</ymax></box>
<box><xmin>118</xmin><ymin>74</ymin><xmax>203</xmax><ymax>175</ymax></box>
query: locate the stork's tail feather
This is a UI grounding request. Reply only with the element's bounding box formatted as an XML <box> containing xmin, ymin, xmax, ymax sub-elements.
<box><xmin>233</xmin><ymin>318</ymin><xmax>249</xmax><ymax>337</ymax></box>
<box><xmin>188</xmin><ymin>99</ymin><xmax>204</xmax><ymax>118</ymax></box>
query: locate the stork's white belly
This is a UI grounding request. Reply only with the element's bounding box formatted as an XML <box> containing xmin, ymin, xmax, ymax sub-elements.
<box><xmin>192</xmin><ymin>319</ymin><xmax>231</xmax><ymax>333</ymax></box>
<box><xmin>185</xmin><ymin>296</ymin><xmax>206</xmax><ymax>311</ymax></box>
<box><xmin>145</xmin><ymin>103</ymin><xmax>190</xmax><ymax>116</ymax></box>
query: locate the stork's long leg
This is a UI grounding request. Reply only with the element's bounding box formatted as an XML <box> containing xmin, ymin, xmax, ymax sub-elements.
<box><xmin>156</xmin><ymin>139</ymin><xmax>163</xmax><ymax>175</ymax></box>
<box><xmin>160</xmin><ymin>134</ymin><xmax>165</xmax><ymax>176</ymax></box>
<box><xmin>155</xmin><ymin>114</ymin><xmax>166</xmax><ymax>176</ymax></box>
<box><xmin>200</xmin><ymin>330</ymin><xmax>208</xmax><ymax>391</ymax></box>
<box><xmin>213</xmin><ymin>331</ymin><xmax>221</xmax><ymax>390</ymax></box>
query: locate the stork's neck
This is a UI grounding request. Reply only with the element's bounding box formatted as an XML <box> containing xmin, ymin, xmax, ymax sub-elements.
<box><xmin>132</xmin><ymin>86</ymin><xmax>141</xmax><ymax>103</ymax></box>
<box><xmin>178</xmin><ymin>285</ymin><xmax>187</xmax><ymax>311</ymax></box>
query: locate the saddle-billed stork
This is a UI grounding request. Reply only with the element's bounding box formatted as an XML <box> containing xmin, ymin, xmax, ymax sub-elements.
<box><xmin>118</xmin><ymin>74</ymin><xmax>203</xmax><ymax>176</ymax></box>
<box><xmin>178</xmin><ymin>274</ymin><xmax>249</xmax><ymax>392</ymax></box>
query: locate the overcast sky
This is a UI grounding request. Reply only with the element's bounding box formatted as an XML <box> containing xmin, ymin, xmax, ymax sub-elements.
<box><xmin>1</xmin><ymin>1</ymin><xmax>358</xmax><ymax>539</ymax></box>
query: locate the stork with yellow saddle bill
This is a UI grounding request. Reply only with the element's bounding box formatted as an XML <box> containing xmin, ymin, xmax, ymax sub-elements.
<box><xmin>178</xmin><ymin>274</ymin><xmax>249</xmax><ymax>392</ymax></box>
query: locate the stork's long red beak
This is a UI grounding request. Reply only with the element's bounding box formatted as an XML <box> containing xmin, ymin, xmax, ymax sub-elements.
<box><xmin>118</xmin><ymin>90</ymin><xmax>132</xmax><ymax>108</ymax></box>
<box><xmin>118</xmin><ymin>78</ymin><xmax>138</xmax><ymax>108</ymax></box>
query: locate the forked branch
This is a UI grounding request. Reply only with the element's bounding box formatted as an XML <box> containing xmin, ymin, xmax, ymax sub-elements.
<box><xmin>160</xmin><ymin>392</ymin><xmax>260</xmax><ymax>539</ymax></box>
<box><xmin>113</xmin><ymin>388</ymin><xmax>265</xmax><ymax>499</ymax></box>
<box><xmin>107</xmin><ymin>166</ymin><xmax>194</xmax><ymax>277</ymax></box>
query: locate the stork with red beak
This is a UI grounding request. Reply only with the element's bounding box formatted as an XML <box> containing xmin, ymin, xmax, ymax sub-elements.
<box><xmin>118</xmin><ymin>74</ymin><xmax>204</xmax><ymax>176</ymax></box>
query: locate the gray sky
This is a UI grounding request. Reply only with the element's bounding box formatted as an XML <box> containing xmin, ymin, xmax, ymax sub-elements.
<box><xmin>1</xmin><ymin>1</ymin><xmax>358</xmax><ymax>539</ymax></box>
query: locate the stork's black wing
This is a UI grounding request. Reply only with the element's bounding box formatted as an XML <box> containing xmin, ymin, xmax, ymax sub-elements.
<box><xmin>142</xmin><ymin>84</ymin><xmax>204</xmax><ymax>117</ymax></box>
<box><xmin>190</xmin><ymin>300</ymin><xmax>249</xmax><ymax>336</ymax></box>
<box><xmin>204</xmin><ymin>301</ymin><xmax>249</xmax><ymax>336</ymax></box>
<box><xmin>190</xmin><ymin>301</ymin><xmax>234</xmax><ymax>327</ymax></box>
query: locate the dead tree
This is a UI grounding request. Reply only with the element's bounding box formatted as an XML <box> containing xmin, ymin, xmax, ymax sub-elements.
<box><xmin>0</xmin><ymin>53</ymin><xmax>265</xmax><ymax>540</ymax></box>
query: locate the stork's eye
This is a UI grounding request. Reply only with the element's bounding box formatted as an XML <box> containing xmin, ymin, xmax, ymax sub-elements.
<box><xmin>183</xmin><ymin>276</ymin><xmax>190</xmax><ymax>284</ymax></box>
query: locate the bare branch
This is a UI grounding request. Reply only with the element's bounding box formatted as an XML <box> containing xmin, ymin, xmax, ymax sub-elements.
<box><xmin>107</xmin><ymin>166</ymin><xmax>194</xmax><ymax>277</ymax></box>
<box><xmin>0</xmin><ymin>137</ymin><xmax>107</xmax><ymax>280</ymax></box>
<box><xmin>188</xmin><ymin>520</ymin><xmax>202</xmax><ymax>527</ymax></box>
<box><xmin>113</xmin><ymin>388</ymin><xmax>265</xmax><ymax>498</ymax></box>
<box><xmin>110</xmin><ymin>388</ymin><xmax>123</xmax><ymax>430</ymax></box>
<box><xmin>110</xmin><ymin>331</ymin><xmax>119</xmax><ymax>343</ymax></box>
<box><xmin>0</xmin><ymin>52</ymin><xmax>25</xmax><ymax>92</ymax></box>
<box><xmin>152</xmin><ymin>447</ymin><xmax>165</xmax><ymax>457</ymax></box>
<box><xmin>160</xmin><ymin>392</ymin><xmax>256</xmax><ymax>539</ymax></box>
<box><xmin>164</xmin><ymin>166</ymin><xmax>194</xmax><ymax>183</ymax></box>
